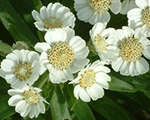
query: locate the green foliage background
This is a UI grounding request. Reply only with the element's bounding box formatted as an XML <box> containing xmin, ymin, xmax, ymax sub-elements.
<box><xmin>0</xmin><ymin>0</ymin><xmax>150</xmax><ymax>120</ymax></box>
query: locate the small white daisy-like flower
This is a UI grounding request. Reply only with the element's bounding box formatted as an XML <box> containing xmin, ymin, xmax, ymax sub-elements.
<box><xmin>127</xmin><ymin>0</ymin><xmax>150</xmax><ymax>37</ymax></box>
<box><xmin>74</xmin><ymin>0</ymin><xmax>121</xmax><ymax>25</ymax></box>
<box><xmin>8</xmin><ymin>86</ymin><xmax>48</xmax><ymax>118</ymax></box>
<box><xmin>111</xmin><ymin>26</ymin><xmax>150</xmax><ymax>76</ymax></box>
<box><xmin>32</xmin><ymin>2</ymin><xmax>76</xmax><ymax>31</ymax></box>
<box><xmin>70</xmin><ymin>60</ymin><xmax>111</xmax><ymax>102</ymax></box>
<box><xmin>89</xmin><ymin>22</ymin><xmax>118</xmax><ymax>64</ymax></box>
<box><xmin>120</xmin><ymin>0</ymin><xmax>137</xmax><ymax>15</ymax></box>
<box><xmin>35</xmin><ymin>27</ymin><xmax>89</xmax><ymax>83</ymax></box>
<box><xmin>0</xmin><ymin>49</ymin><xmax>41</xmax><ymax>88</ymax></box>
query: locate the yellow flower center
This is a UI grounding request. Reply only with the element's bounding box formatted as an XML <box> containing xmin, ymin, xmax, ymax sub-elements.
<box><xmin>79</xmin><ymin>70</ymin><xmax>96</xmax><ymax>88</ymax></box>
<box><xmin>93</xmin><ymin>33</ymin><xmax>108</xmax><ymax>52</ymax></box>
<box><xmin>22</xmin><ymin>89</ymin><xmax>39</xmax><ymax>104</ymax></box>
<box><xmin>47</xmin><ymin>42</ymin><xmax>74</xmax><ymax>70</ymax></box>
<box><xmin>141</xmin><ymin>7</ymin><xmax>150</xmax><ymax>27</ymax></box>
<box><xmin>118</xmin><ymin>37</ymin><xmax>144</xmax><ymax>62</ymax></box>
<box><xmin>13</xmin><ymin>63</ymin><xmax>32</xmax><ymax>81</ymax></box>
<box><xmin>43</xmin><ymin>17</ymin><xmax>62</xmax><ymax>29</ymax></box>
<box><xmin>89</xmin><ymin>0</ymin><xmax>112</xmax><ymax>13</ymax></box>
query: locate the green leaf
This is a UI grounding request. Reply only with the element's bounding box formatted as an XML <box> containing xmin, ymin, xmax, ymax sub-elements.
<box><xmin>109</xmin><ymin>75</ymin><xmax>137</xmax><ymax>93</ymax></box>
<box><xmin>124</xmin><ymin>92</ymin><xmax>150</xmax><ymax>112</ymax></box>
<box><xmin>63</xmin><ymin>85</ymin><xmax>96</xmax><ymax>120</ymax></box>
<box><xmin>73</xmin><ymin>100</ymin><xmax>96</xmax><ymax>120</ymax></box>
<box><xmin>90</xmin><ymin>96</ymin><xmax>130</xmax><ymax>120</ymax></box>
<box><xmin>110</xmin><ymin>71</ymin><xmax>150</xmax><ymax>92</ymax></box>
<box><xmin>0</xmin><ymin>79</ymin><xmax>15</xmax><ymax>120</ymax></box>
<box><xmin>33</xmin><ymin>0</ymin><xmax>43</xmax><ymax>11</ymax></box>
<box><xmin>50</xmin><ymin>85</ymin><xmax>72</xmax><ymax>120</ymax></box>
<box><xmin>0</xmin><ymin>0</ymin><xmax>38</xmax><ymax>47</ymax></box>
<box><xmin>0</xmin><ymin>40</ymin><xmax>12</xmax><ymax>56</ymax></box>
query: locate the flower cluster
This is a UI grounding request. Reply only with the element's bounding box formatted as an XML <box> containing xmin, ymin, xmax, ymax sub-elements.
<box><xmin>0</xmin><ymin>0</ymin><xmax>150</xmax><ymax>119</ymax></box>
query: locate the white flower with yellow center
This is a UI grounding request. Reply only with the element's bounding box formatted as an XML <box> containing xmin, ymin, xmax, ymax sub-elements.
<box><xmin>89</xmin><ymin>22</ymin><xmax>118</xmax><ymax>64</ymax></box>
<box><xmin>8</xmin><ymin>86</ymin><xmax>48</xmax><ymax>118</ymax></box>
<box><xmin>111</xmin><ymin>26</ymin><xmax>150</xmax><ymax>76</ymax></box>
<box><xmin>74</xmin><ymin>0</ymin><xmax>121</xmax><ymax>25</ymax></box>
<box><xmin>120</xmin><ymin>0</ymin><xmax>137</xmax><ymax>15</ymax></box>
<box><xmin>32</xmin><ymin>2</ymin><xmax>76</xmax><ymax>31</ymax></box>
<box><xmin>0</xmin><ymin>49</ymin><xmax>41</xmax><ymax>88</ymax></box>
<box><xmin>70</xmin><ymin>60</ymin><xmax>111</xmax><ymax>102</ymax></box>
<box><xmin>127</xmin><ymin>0</ymin><xmax>150</xmax><ymax>37</ymax></box>
<box><xmin>35</xmin><ymin>27</ymin><xmax>89</xmax><ymax>83</ymax></box>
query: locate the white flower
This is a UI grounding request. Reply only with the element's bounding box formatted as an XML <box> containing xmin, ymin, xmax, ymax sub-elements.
<box><xmin>70</xmin><ymin>60</ymin><xmax>111</xmax><ymax>102</ymax></box>
<box><xmin>0</xmin><ymin>49</ymin><xmax>41</xmax><ymax>88</ymax></box>
<box><xmin>74</xmin><ymin>0</ymin><xmax>121</xmax><ymax>25</ymax></box>
<box><xmin>120</xmin><ymin>0</ymin><xmax>137</xmax><ymax>15</ymax></box>
<box><xmin>35</xmin><ymin>27</ymin><xmax>89</xmax><ymax>83</ymax></box>
<box><xmin>111</xmin><ymin>26</ymin><xmax>150</xmax><ymax>76</ymax></box>
<box><xmin>127</xmin><ymin>0</ymin><xmax>150</xmax><ymax>37</ymax></box>
<box><xmin>89</xmin><ymin>22</ymin><xmax>118</xmax><ymax>64</ymax></box>
<box><xmin>8</xmin><ymin>86</ymin><xmax>48</xmax><ymax>118</ymax></box>
<box><xmin>32</xmin><ymin>2</ymin><xmax>76</xmax><ymax>31</ymax></box>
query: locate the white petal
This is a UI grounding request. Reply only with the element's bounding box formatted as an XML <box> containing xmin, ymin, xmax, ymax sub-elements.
<box><xmin>45</xmin><ymin>29</ymin><xmax>67</xmax><ymax>44</ymax></box>
<box><xmin>96</xmin><ymin>72</ymin><xmax>111</xmax><ymax>82</ymax></box>
<box><xmin>35</xmin><ymin>42</ymin><xmax>50</xmax><ymax>53</ymax></box>
<box><xmin>135</xmin><ymin>0</ymin><xmax>148</xmax><ymax>9</ymax></box>
<box><xmin>129</xmin><ymin>62</ymin><xmax>138</xmax><ymax>76</ymax></box>
<box><xmin>92</xmin><ymin>84</ymin><xmax>104</xmax><ymax>98</ymax></box>
<box><xmin>96</xmin><ymin>75</ymin><xmax>109</xmax><ymax>89</ymax></box>
<box><xmin>73</xmin><ymin>59</ymin><xmax>89</xmax><ymax>69</ymax></box>
<box><xmin>110</xmin><ymin>0</ymin><xmax>121</xmax><ymax>14</ymax></box>
<box><xmin>0</xmin><ymin>68</ymin><xmax>6</xmax><ymax>78</ymax></box>
<box><xmin>77</xmin><ymin>6</ymin><xmax>92</xmax><ymax>22</ymax></box>
<box><xmin>8</xmin><ymin>89</ymin><xmax>23</xmax><ymax>96</ymax></box>
<box><xmin>120</xmin><ymin>61</ymin><xmax>130</xmax><ymax>76</ymax></box>
<box><xmin>94</xmin><ymin>65</ymin><xmax>110</xmax><ymax>73</ymax></box>
<box><xmin>143</xmin><ymin>46</ymin><xmax>150</xmax><ymax>59</ymax></box>
<box><xmin>1</xmin><ymin>59</ymin><xmax>15</xmax><ymax>72</ymax></box>
<box><xmin>27</xmin><ymin>51</ymin><xmax>39</xmax><ymax>63</ymax></box>
<box><xmin>111</xmin><ymin>57</ymin><xmax>123</xmax><ymax>72</ymax></box>
<box><xmin>32</xmin><ymin>10</ymin><xmax>42</xmax><ymax>21</ymax></box>
<box><xmin>86</xmin><ymin>87</ymin><xmax>99</xmax><ymax>101</ymax></box>
<box><xmin>15</xmin><ymin>100</ymin><xmax>26</xmax><ymax>113</ymax></box>
<box><xmin>8</xmin><ymin>95</ymin><xmax>22</xmax><ymax>106</ymax></box>
<box><xmin>34</xmin><ymin>22</ymin><xmax>45</xmax><ymax>31</ymax></box>
<box><xmin>40</xmin><ymin>6</ymin><xmax>48</xmax><ymax>19</ymax></box>
<box><xmin>74</xmin><ymin>85</ymin><xmax>81</xmax><ymax>99</ymax></box>
<box><xmin>39</xmin><ymin>101</ymin><xmax>45</xmax><ymax>113</ymax></box>
<box><xmin>79</xmin><ymin>88</ymin><xmax>91</xmax><ymax>102</ymax></box>
<box><xmin>136</xmin><ymin>58</ymin><xmax>149</xmax><ymax>75</ymax></box>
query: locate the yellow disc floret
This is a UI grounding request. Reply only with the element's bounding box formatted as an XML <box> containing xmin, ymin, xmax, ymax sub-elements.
<box><xmin>79</xmin><ymin>70</ymin><xmax>96</xmax><ymax>88</ymax></box>
<box><xmin>22</xmin><ymin>89</ymin><xmax>39</xmax><ymax>104</ymax></box>
<box><xmin>89</xmin><ymin>0</ymin><xmax>112</xmax><ymax>13</ymax></box>
<box><xmin>47</xmin><ymin>42</ymin><xmax>74</xmax><ymax>70</ymax></box>
<box><xmin>13</xmin><ymin>63</ymin><xmax>32</xmax><ymax>81</ymax></box>
<box><xmin>43</xmin><ymin>17</ymin><xmax>62</xmax><ymax>29</ymax></box>
<box><xmin>118</xmin><ymin>37</ymin><xmax>144</xmax><ymax>62</ymax></box>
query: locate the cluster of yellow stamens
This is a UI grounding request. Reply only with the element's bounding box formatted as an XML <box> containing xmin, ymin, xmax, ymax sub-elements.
<box><xmin>79</xmin><ymin>70</ymin><xmax>96</xmax><ymax>88</ymax></box>
<box><xmin>94</xmin><ymin>33</ymin><xmax>108</xmax><ymax>52</ymax></box>
<box><xmin>47</xmin><ymin>42</ymin><xmax>75</xmax><ymax>70</ymax></box>
<box><xmin>118</xmin><ymin>37</ymin><xmax>144</xmax><ymax>62</ymax></box>
<box><xmin>89</xmin><ymin>0</ymin><xmax>112</xmax><ymax>13</ymax></box>
<box><xmin>43</xmin><ymin>17</ymin><xmax>62</xmax><ymax>29</ymax></box>
<box><xmin>141</xmin><ymin>7</ymin><xmax>150</xmax><ymax>27</ymax></box>
<box><xmin>22</xmin><ymin>89</ymin><xmax>39</xmax><ymax>104</ymax></box>
<box><xmin>13</xmin><ymin>63</ymin><xmax>32</xmax><ymax>81</ymax></box>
